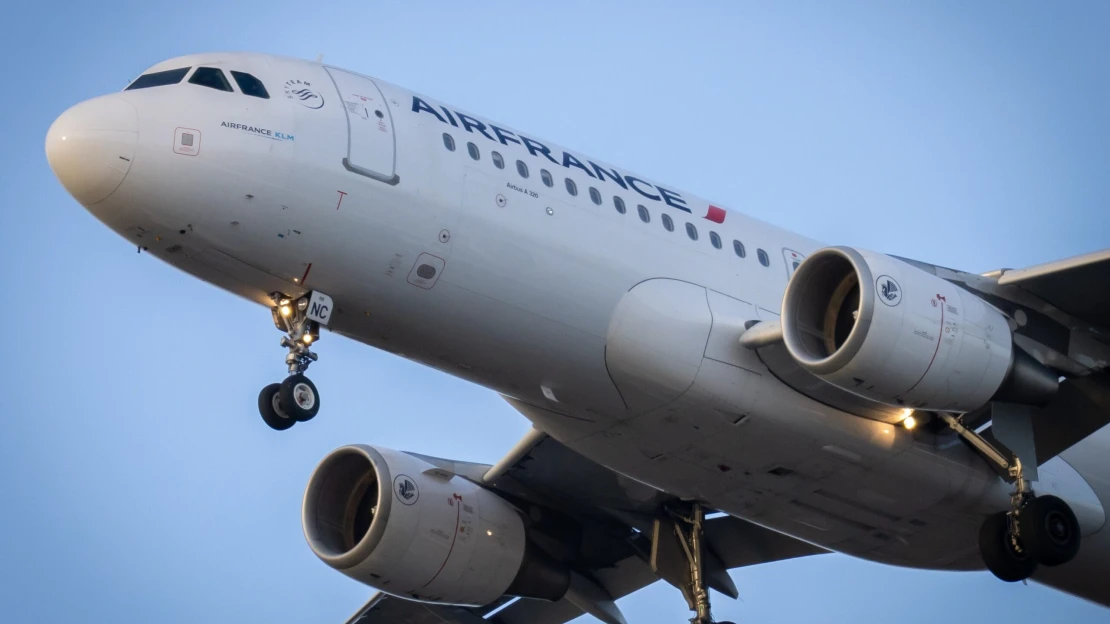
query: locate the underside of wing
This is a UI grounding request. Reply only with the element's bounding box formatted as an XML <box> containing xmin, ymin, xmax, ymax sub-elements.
<box><xmin>345</xmin><ymin>592</ymin><xmax>499</xmax><ymax>624</ymax></box>
<box><xmin>992</xmin><ymin>248</ymin><xmax>1110</xmax><ymax>329</ymax></box>
<box><xmin>341</xmin><ymin>427</ymin><xmax>826</xmax><ymax>624</ymax></box>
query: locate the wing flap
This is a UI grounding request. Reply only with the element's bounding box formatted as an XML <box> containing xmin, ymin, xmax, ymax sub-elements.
<box><xmin>703</xmin><ymin>515</ymin><xmax>828</xmax><ymax>568</ymax></box>
<box><xmin>344</xmin><ymin>593</ymin><xmax>489</xmax><ymax>624</ymax></box>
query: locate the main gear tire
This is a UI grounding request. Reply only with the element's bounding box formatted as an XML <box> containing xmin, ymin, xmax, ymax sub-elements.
<box><xmin>979</xmin><ymin>511</ymin><xmax>1037</xmax><ymax>582</ymax></box>
<box><xmin>1019</xmin><ymin>495</ymin><xmax>1081</xmax><ymax>567</ymax></box>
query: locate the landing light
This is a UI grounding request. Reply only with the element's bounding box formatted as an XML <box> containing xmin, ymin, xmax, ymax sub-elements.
<box><xmin>280</xmin><ymin>305</ymin><xmax>292</xmax><ymax>317</ymax></box>
<box><xmin>303</xmin><ymin>334</ymin><xmax>313</xmax><ymax>344</ymax></box>
<box><xmin>486</xmin><ymin>530</ymin><xmax>493</xmax><ymax>536</ymax></box>
<box><xmin>903</xmin><ymin>415</ymin><xmax>917</xmax><ymax>430</ymax></box>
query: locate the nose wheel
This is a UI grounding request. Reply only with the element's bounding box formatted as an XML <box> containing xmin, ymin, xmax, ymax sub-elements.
<box><xmin>258</xmin><ymin>383</ymin><xmax>295</xmax><ymax>431</ymax></box>
<box><xmin>257</xmin><ymin>291</ymin><xmax>331</xmax><ymax>431</ymax></box>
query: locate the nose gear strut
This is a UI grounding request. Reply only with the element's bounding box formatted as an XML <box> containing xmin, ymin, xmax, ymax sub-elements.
<box><xmin>257</xmin><ymin>291</ymin><xmax>333</xmax><ymax>430</ymax></box>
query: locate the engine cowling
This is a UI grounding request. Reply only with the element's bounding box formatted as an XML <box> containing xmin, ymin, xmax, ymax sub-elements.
<box><xmin>780</xmin><ymin>246</ymin><xmax>1014</xmax><ymax>412</ymax></box>
<box><xmin>302</xmin><ymin>445</ymin><xmax>569</xmax><ymax>606</ymax></box>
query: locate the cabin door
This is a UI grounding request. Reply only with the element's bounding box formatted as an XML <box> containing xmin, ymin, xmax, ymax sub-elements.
<box><xmin>324</xmin><ymin>67</ymin><xmax>398</xmax><ymax>184</ymax></box>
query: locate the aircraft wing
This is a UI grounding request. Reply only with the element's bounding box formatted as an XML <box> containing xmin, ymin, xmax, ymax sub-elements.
<box><xmin>344</xmin><ymin>592</ymin><xmax>490</xmax><ymax>624</ymax></box>
<box><xmin>343</xmin><ymin>426</ymin><xmax>826</xmax><ymax>624</ymax></box>
<box><xmin>992</xmin><ymin>248</ymin><xmax>1110</xmax><ymax>329</ymax></box>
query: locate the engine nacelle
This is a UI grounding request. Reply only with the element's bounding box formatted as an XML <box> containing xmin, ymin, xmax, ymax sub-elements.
<box><xmin>302</xmin><ymin>445</ymin><xmax>569</xmax><ymax>606</ymax></box>
<box><xmin>780</xmin><ymin>246</ymin><xmax>1014</xmax><ymax>412</ymax></box>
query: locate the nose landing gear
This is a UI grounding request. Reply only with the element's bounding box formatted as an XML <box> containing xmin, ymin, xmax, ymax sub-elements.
<box><xmin>258</xmin><ymin>291</ymin><xmax>332</xmax><ymax>431</ymax></box>
<box><xmin>941</xmin><ymin>413</ymin><xmax>1082</xmax><ymax>582</ymax></box>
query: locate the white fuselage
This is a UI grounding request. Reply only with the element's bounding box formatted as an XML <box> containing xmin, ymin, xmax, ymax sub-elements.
<box><xmin>46</xmin><ymin>52</ymin><xmax>1110</xmax><ymax>606</ymax></box>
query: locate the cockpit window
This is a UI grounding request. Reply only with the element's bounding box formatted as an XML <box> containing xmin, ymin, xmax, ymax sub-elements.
<box><xmin>125</xmin><ymin>67</ymin><xmax>190</xmax><ymax>90</ymax></box>
<box><xmin>189</xmin><ymin>67</ymin><xmax>233</xmax><ymax>92</ymax></box>
<box><xmin>231</xmin><ymin>71</ymin><xmax>269</xmax><ymax>99</ymax></box>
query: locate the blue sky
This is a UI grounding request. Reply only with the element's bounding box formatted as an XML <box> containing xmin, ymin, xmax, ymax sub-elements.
<box><xmin>2</xmin><ymin>1</ymin><xmax>1109</xmax><ymax>622</ymax></box>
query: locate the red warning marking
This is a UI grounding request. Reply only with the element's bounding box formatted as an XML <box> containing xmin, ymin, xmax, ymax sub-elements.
<box><xmin>336</xmin><ymin>190</ymin><xmax>347</xmax><ymax>210</ymax></box>
<box><xmin>907</xmin><ymin>293</ymin><xmax>947</xmax><ymax>394</ymax></box>
<box><xmin>420</xmin><ymin>494</ymin><xmax>462</xmax><ymax>589</ymax></box>
<box><xmin>299</xmin><ymin>263</ymin><xmax>313</xmax><ymax>286</ymax></box>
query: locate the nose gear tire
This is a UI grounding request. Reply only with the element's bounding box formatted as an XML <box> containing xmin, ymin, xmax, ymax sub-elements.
<box><xmin>258</xmin><ymin>383</ymin><xmax>296</xmax><ymax>431</ymax></box>
<box><xmin>979</xmin><ymin>511</ymin><xmax>1037</xmax><ymax>582</ymax></box>
<box><xmin>1019</xmin><ymin>495</ymin><xmax>1081</xmax><ymax>567</ymax></box>
<box><xmin>280</xmin><ymin>374</ymin><xmax>320</xmax><ymax>422</ymax></box>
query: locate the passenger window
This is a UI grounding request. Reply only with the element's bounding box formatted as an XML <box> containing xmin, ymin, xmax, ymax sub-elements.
<box><xmin>541</xmin><ymin>169</ymin><xmax>554</xmax><ymax>187</ymax></box>
<box><xmin>661</xmin><ymin>213</ymin><xmax>674</xmax><ymax>232</ymax></box>
<box><xmin>230</xmin><ymin>71</ymin><xmax>269</xmax><ymax>98</ymax></box>
<box><xmin>589</xmin><ymin>187</ymin><xmax>602</xmax><ymax>205</ymax></box>
<box><xmin>516</xmin><ymin>160</ymin><xmax>529</xmax><ymax>178</ymax></box>
<box><xmin>443</xmin><ymin>133</ymin><xmax>456</xmax><ymax>151</ymax></box>
<box><xmin>686</xmin><ymin>223</ymin><xmax>699</xmax><ymax>241</ymax></box>
<box><xmin>637</xmin><ymin>205</ymin><xmax>650</xmax><ymax>223</ymax></box>
<box><xmin>565</xmin><ymin>178</ymin><xmax>578</xmax><ymax>196</ymax></box>
<box><xmin>613</xmin><ymin>196</ymin><xmax>626</xmax><ymax>214</ymax></box>
<box><xmin>125</xmin><ymin>67</ymin><xmax>190</xmax><ymax>90</ymax></box>
<box><xmin>467</xmin><ymin>142</ymin><xmax>480</xmax><ymax>161</ymax></box>
<box><xmin>710</xmin><ymin>231</ymin><xmax>722</xmax><ymax>249</ymax></box>
<box><xmin>189</xmin><ymin>67</ymin><xmax>233</xmax><ymax>92</ymax></box>
<box><xmin>733</xmin><ymin>240</ymin><xmax>747</xmax><ymax>258</ymax></box>
<box><xmin>758</xmin><ymin>248</ymin><xmax>770</xmax><ymax>267</ymax></box>
<box><xmin>491</xmin><ymin>150</ymin><xmax>504</xmax><ymax>169</ymax></box>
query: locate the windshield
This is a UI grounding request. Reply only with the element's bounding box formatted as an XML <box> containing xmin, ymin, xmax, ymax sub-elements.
<box><xmin>125</xmin><ymin>67</ymin><xmax>190</xmax><ymax>90</ymax></box>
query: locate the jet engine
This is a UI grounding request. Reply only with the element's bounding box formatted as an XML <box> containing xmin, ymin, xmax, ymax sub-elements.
<box><xmin>780</xmin><ymin>246</ymin><xmax>1054</xmax><ymax>412</ymax></box>
<box><xmin>302</xmin><ymin>445</ymin><xmax>570</xmax><ymax>606</ymax></box>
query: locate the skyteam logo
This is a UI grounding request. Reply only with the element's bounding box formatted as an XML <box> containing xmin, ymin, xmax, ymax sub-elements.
<box><xmin>393</xmin><ymin>474</ymin><xmax>419</xmax><ymax>505</ymax></box>
<box><xmin>877</xmin><ymin>275</ymin><xmax>902</xmax><ymax>306</ymax></box>
<box><xmin>285</xmin><ymin>79</ymin><xmax>324</xmax><ymax>109</ymax></box>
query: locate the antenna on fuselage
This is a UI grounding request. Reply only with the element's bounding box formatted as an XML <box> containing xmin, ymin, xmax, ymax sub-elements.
<box><xmin>314</xmin><ymin>54</ymin><xmax>324</xmax><ymax>63</ymax></box>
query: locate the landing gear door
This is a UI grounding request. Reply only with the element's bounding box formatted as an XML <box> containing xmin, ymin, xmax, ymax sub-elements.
<box><xmin>324</xmin><ymin>67</ymin><xmax>398</xmax><ymax>185</ymax></box>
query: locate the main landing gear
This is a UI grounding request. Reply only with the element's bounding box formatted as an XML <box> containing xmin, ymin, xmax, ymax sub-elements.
<box><xmin>941</xmin><ymin>413</ymin><xmax>1081</xmax><ymax>582</ymax></box>
<box><xmin>258</xmin><ymin>291</ymin><xmax>333</xmax><ymax>431</ymax></box>
<box><xmin>666</xmin><ymin>504</ymin><xmax>735</xmax><ymax>624</ymax></box>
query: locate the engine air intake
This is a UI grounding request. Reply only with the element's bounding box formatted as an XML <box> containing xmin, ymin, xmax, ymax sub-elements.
<box><xmin>302</xmin><ymin>445</ymin><xmax>388</xmax><ymax>567</ymax></box>
<box><xmin>782</xmin><ymin>248</ymin><xmax>868</xmax><ymax>368</ymax></box>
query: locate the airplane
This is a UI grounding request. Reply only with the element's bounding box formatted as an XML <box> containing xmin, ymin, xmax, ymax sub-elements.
<box><xmin>45</xmin><ymin>52</ymin><xmax>1110</xmax><ymax>624</ymax></box>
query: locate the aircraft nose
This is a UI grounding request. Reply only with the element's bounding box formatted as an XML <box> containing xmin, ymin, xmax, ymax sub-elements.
<box><xmin>45</xmin><ymin>95</ymin><xmax>138</xmax><ymax>206</ymax></box>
